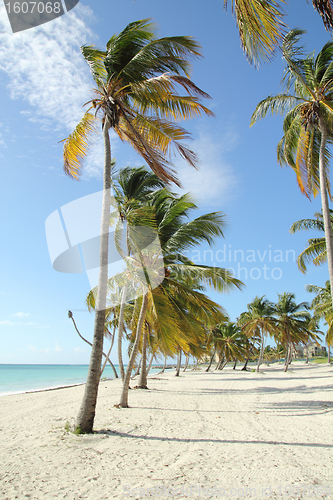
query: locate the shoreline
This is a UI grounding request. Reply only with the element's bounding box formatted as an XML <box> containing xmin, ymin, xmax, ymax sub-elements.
<box><xmin>1</xmin><ymin>361</ymin><xmax>332</xmax><ymax>499</ymax></box>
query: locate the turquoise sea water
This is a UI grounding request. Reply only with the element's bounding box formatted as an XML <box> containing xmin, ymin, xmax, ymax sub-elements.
<box><xmin>0</xmin><ymin>364</ymin><xmax>161</xmax><ymax>397</ymax></box>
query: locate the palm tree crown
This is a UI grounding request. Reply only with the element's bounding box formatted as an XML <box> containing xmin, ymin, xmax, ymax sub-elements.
<box><xmin>63</xmin><ymin>19</ymin><xmax>213</xmax><ymax>185</ymax></box>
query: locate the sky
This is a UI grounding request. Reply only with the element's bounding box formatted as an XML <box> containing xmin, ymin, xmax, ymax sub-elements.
<box><xmin>0</xmin><ymin>0</ymin><xmax>331</xmax><ymax>364</ymax></box>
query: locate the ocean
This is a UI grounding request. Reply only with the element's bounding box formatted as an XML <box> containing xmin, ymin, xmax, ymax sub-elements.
<box><xmin>0</xmin><ymin>364</ymin><xmax>163</xmax><ymax>397</ymax></box>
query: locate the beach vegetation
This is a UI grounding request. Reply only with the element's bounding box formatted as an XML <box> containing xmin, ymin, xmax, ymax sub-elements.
<box><xmin>238</xmin><ymin>296</ymin><xmax>277</xmax><ymax>372</ymax></box>
<box><xmin>290</xmin><ymin>210</ymin><xmax>333</xmax><ymax>273</ymax></box>
<box><xmin>62</xmin><ymin>19</ymin><xmax>213</xmax><ymax>433</ymax></box>
<box><xmin>251</xmin><ymin>30</ymin><xmax>333</xmax><ymax>311</ymax></box>
<box><xmin>306</xmin><ymin>280</ymin><xmax>333</xmax><ymax>363</ymax></box>
<box><xmin>224</xmin><ymin>1</ymin><xmax>333</xmax><ymax>67</ymax></box>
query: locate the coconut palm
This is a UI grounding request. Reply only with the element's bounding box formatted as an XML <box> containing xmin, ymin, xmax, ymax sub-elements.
<box><xmin>306</xmin><ymin>280</ymin><xmax>333</xmax><ymax>362</ymax></box>
<box><xmin>111</xmin><ymin>166</ymin><xmax>165</xmax><ymax>380</ymax></box>
<box><xmin>251</xmin><ymin>29</ymin><xmax>333</xmax><ymax>309</ymax></box>
<box><xmin>224</xmin><ymin>1</ymin><xmax>333</xmax><ymax>66</ymax></box>
<box><xmin>290</xmin><ymin>210</ymin><xmax>333</xmax><ymax>273</ymax></box>
<box><xmin>63</xmin><ymin>19</ymin><xmax>213</xmax><ymax>433</ymax></box>
<box><xmin>117</xmin><ymin>189</ymin><xmax>243</xmax><ymax>407</ymax></box>
<box><xmin>239</xmin><ymin>296</ymin><xmax>276</xmax><ymax>372</ymax></box>
<box><xmin>273</xmin><ymin>292</ymin><xmax>314</xmax><ymax>371</ymax></box>
<box><xmin>212</xmin><ymin>322</ymin><xmax>246</xmax><ymax>368</ymax></box>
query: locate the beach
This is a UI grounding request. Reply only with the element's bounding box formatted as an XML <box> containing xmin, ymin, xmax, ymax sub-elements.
<box><xmin>0</xmin><ymin>362</ymin><xmax>332</xmax><ymax>500</ymax></box>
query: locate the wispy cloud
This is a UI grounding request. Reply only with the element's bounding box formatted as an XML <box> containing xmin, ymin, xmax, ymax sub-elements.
<box><xmin>12</xmin><ymin>312</ymin><xmax>30</xmax><ymax>317</ymax></box>
<box><xmin>74</xmin><ymin>346</ymin><xmax>86</xmax><ymax>353</ymax></box>
<box><xmin>27</xmin><ymin>344</ymin><xmax>50</xmax><ymax>354</ymax></box>
<box><xmin>55</xmin><ymin>341</ymin><xmax>64</xmax><ymax>352</ymax></box>
<box><xmin>173</xmin><ymin>127</ymin><xmax>239</xmax><ymax>207</ymax></box>
<box><xmin>0</xmin><ymin>4</ymin><xmax>95</xmax><ymax>131</ymax></box>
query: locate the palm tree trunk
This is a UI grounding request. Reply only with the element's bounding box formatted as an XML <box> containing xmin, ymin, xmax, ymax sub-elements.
<box><xmin>76</xmin><ymin>119</ymin><xmax>112</xmax><ymax>433</ymax></box>
<box><xmin>319</xmin><ymin>115</ymin><xmax>333</xmax><ymax>308</ymax></box>
<box><xmin>138</xmin><ymin>326</ymin><xmax>148</xmax><ymax>388</ymax></box>
<box><xmin>175</xmin><ymin>349</ymin><xmax>182</xmax><ymax>376</ymax></box>
<box><xmin>284</xmin><ymin>343</ymin><xmax>292</xmax><ymax>372</ymax></box>
<box><xmin>220</xmin><ymin>358</ymin><xmax>228</xmax><ymax>370</ymax></box>
<box><xmin>119</xmin><ymin>293</ymin><xmax>148</xmax><ymax>408</ymax></box>
<box><xmin>217</xmin><ymin>354</ymin><xmax>225</xmax><ymax>370</ymax></box>
<box><xmin>191</xmin><ymin>358</ymin><xmax>199</xmax><ymax>371</ymax></box>
<box><xmin>233</xmin><ymin>359</ymin><xmax>237</xmax><ymax>370</ymax></box>
<box><xmin>183</xmin><ymin>354</ymin><xmax>189</xmax><ymax>372</ymax></box>
<box><xmin>133</xmin><ymin>356</ymin><xmax>142</xmax><ymax>377</ymax></box>
<box><xmin>158</xmin><ymin>355</ymin><xmax>167</xmax><ymax>374</ymax></box>
<box><xmin>241</xmin><ymin>357</ymin><xmax>249</xmax><ymax>371</ymax></box>
<box><xmin>68</xmin><ymin>311</ymin><xmax>115</xmax><ymax>375</ymax></box>
<box><xmin>100</xmin><ymin>324</ymin><xmax>117</xmax><ymax>378</ymax></box>
<box><xmin>328</xmin><ymin>342</ymin><xmax>331</xmax><ymax>364</ymax></box>
<box><xmin>146</xmin><ymin>352</ymin><xmax>154</xmax><ymax>376</ymax></box>
<box><xmin>256</xmin><ymin>330</ymin><xmax>264</xmax><ymax>372</ymax></box>
<box><xmin>205</xmin><ymin>348</ymin><xmax>217</xmax><ymax>372</ymax></box>
<box><xmin>117</xmin><ymin>283</ymin><xmax>128</xmax><ymax>381</ymax></box>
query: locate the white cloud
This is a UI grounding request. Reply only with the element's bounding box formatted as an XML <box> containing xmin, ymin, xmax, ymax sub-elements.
<box><xmin>0</xmin><ymin>320</ymin><xmax>15</xmax><ymax>325</ymax></box>
<box><xmin>12</xmin><ymin>312</ymin><xmax>30</xmax><ymax>317</ymax></box>
<box><xmin>173</xmin><ymin>128</ymin><xmax>239</xmax><ymax>207</ymax></box>
<box><xmin>0</xmin><ymin>4</ymin><xmax>95</xmax><ymax>131</ymax></box>
<box><xmin>74</xmin><ymin>346</ymin><xmax>86</xmax><ymax>353</ymax></box>
<box><xmin>55</xmin><ymin>341</ymin><xmax>63</xmax><ymax>352</ymax></box>
<box><xmin>27</xmin><ymin>344</ymin><xmax>50</xmax><ymax>354</ymax></box>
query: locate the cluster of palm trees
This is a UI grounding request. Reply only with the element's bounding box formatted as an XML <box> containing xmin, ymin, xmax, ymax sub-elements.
<box><xmin>205</xmin><ymin>293</ymin><xmax>321</xmax><ymax>375</ymax></box>
<box><xmin>60</xmin><ymin>4</ymin><xmax>333</xmax><ymax>433</ymax></box>
<box><xmin>86</xmin><ymin>166</ymin><xmax>243</xmax><ymax>408</ymax></box>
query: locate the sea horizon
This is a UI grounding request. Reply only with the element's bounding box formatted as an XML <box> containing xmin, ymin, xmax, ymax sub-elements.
<box><xmin>0</xmin><ymin>363</ymin><xmax>169</xmax><ymax>397</ymax></box>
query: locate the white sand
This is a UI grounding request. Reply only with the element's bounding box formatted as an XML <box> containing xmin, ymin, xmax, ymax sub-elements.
<box><xmin>0</xmin><ymin>361</ymin><xmax>332</xmax><ymax>500</ymax></box>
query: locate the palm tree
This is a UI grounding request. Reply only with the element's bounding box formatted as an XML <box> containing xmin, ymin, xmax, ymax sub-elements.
<box><xmin>111</xmin><ymin>166</ymin><xmax>165</xmax><ymax>380</ymax></box>
<box><xmin>224</xmin><ymin>1</ymin><xmax>333</xmax><ymax>66</ymax></box>
<box><xmin>212</xmin><ymin>322</ymin><xmax>246</xmax><ymax>368</ymax></box>
<box><xmin>306</xmin><ymin>280</ymin><xmax>333</xmax><ymax>363</ymax></box>
<box><xmin>117</xmin><ymin>189</ymin><xmax>243</xmax><ymax>407</ymax></box>
<box><xmin>273</xmin><ymin>292</ymin><xmax>313</xmax><ymax>372</ymax></box>
<box><xmin>62</xmin><ymin>20</ymin><xmax>213</xmax><ymax>433</ymax></box>
<box><xmin>251</xmin><ymin>30</ymin><xmax>333</xmax><ymax>309</ymax></box>
<box><xmin>239</xmin><ymin>296</ymin><xmax>276</xmax><ymax>372</ymax></box>
<box><xmin>290</xmin><ymin>210</ymin><xmax>333</xmax><ymax>273</ymax></box>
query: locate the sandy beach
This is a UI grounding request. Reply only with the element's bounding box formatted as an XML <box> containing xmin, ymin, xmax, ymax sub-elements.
<box><xmin>1</xmin><ymin>361</ymin><xmax>332</xmax><ymax>499</ymax></box>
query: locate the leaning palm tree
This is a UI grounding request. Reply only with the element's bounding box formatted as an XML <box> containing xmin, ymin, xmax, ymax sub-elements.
<box><xmin>273</xmin><ymin>292</ymin><xmax>313</xmax><ymax>372</ymax></box>
<box><xmin>63</xmin><ymin>19</ymin><xmax>213</xmax><ymax>433</ymax></box>
<box><xmin>306</xmin><ymin>280</ymin><xmax>333</xmax><ymax>362</ymax></box>
<box><xmin>238</xmin><ymin>296</ymin><xmax>276</xmax><ymax>372</ymax></box>
<box><xmin>111</xmin><ymin>166</ymin><xmax>165</xmax><ymax>380</ymax></box>
<box><xmin>251</xmin><ymin>29</ymin><xmax>333</xmax><ymax>309</ymax></box>
<box><xmin>290</xmin><ymin>210</ymin><xmax>333</xmax><ymax>273</ymax></box>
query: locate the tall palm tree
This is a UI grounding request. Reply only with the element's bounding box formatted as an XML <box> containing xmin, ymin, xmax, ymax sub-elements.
<box><xmin>273</xmin><ymin>292</ymin><xmax>313</xmax><ymax>372</ymax></box>
<box><xmin>111</xmin><ymin>166</ymin><xmax>165</xmax><ymax>380</ymax></box>
<box><xmin>63</xmin><ymin>19</ymin><xmax>213</xmax><ymax>433</ymax></box>
<box><xmin>224</xmin><ymin>1</ymin><xmax>333</xmax><ymax>66</ymax></box>
<box><xmin>251</xmin><ymin>30</ymin><xmax>333</xmax><ymax>309</ymax></box>
<box><xmin>238</xmin><ymin>296</ymin><xmax>276</xmax><ymax>372</ymax></box>
<box><xmin>306</xmin><ymin>280</ymin><xmax>333</xmax><ymax>362</ymax></box>
<box><xmin>290</xmin><ymin>210</ymin><xmax>333</xmax><ymax>273</ymax></box>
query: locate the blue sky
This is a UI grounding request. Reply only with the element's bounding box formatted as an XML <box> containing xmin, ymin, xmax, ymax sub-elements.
<box><xmin>0</xmin><ymin>0</ymin><xmax>331</xmax><ymax>364</ymax></box>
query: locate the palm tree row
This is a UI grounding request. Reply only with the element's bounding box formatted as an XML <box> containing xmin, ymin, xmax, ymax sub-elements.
<box><xmin>204</xmin><ymin>293</ymin><xmax>322</xmax><ymax>373</ymax></box>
